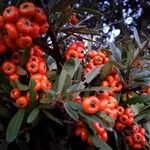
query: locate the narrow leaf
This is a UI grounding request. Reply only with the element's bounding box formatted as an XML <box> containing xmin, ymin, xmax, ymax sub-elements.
<box><xmin>73</xmin><ymin>7</ymin><xmax>103</xmax><ymax>17</ymax></box>
<box><xmin>0</xmin><ymin>83</ymin><xmax>11</xmax><ymax>93</ymax></box>
<box><xmin>62</xmin><ymin>27</ymin><xmax>99</xmax><ymax>35</ymax></box>
<box><xmin>27</xmin><ymin>107</ymin><xmax>39</xmax><ymax>123</ymax></box>
<box><xmin>16</xmin><ymin>80</ymin><xmax>29</xmax><ymax>91</ymax></box>
<box><xmin>66</xmin><ymin>101</ymin><xmax>82</xmax><ymax>111</ymax></box>
<box><xmin>84</xmin><ymin>67</ymin><xmax>101</xmax><ymax>84</ymax></box>
<box><xmin>97</xmin><ymin>112</ymin><xmax>114</xmax><ymax>127</ymax></box>
<box><xmin>134</xmin><ymin>41</ymin><xmax>148</xmax><ymax>58</ymax></box>
<box><xmin>90</xmin><ymin>134</ymin><xmax>112</xmax><ymax>150</ymax></box>
<box><xmin>0</xmin><ymin>141</ymin><xmax>9</xmax><ymax>150</ymax></box>
<box><xmin>64</xmin><ymin>102</ymin><xmax>79</xmax><ymax>121</ymax></box>
<box><xmin>6</xmin><ymin>109</ymin><xmax>25</xmax><ymax>142</ymax></box>
<box><xmin>124</xmin><ymin>95</ymin><xmax>150</xmax><ymax>105</ymax></box>
<box><xmin>79</xmin><ymin>112</ymin><xmax>112</xmax><ymax>131</ymax></box>
<box><xmin>29</xmin><ymin>79</ymin><xmax>36</xmax><ymax>102</ymax></box>
<box><xmin>40</xmin><ymin>98</ymin><xmax>52</xmax><ymax>104</ymax></box>
<box><xmin>109</xmin><ymin>42</ymin><xmax>121</xmax><ymax>63</ymax></box>
<box><xmin>135</xmin><ymin>110</ymin><xmax>150</xmax><ymax>122</ymax></box>
<box><xmin>67</xmin><ymin>86</ymin><xmax>112</xmax><ymax>93</ymax></box>
<box><xmin>58</xmin><ymin>58</ymin><xmax>80</xmax><ymax>93</ymax></box>
<box><xmin>100</xmin><ymin>62</ymin><xmax>113</xmax><ymax>80</ymax></box>
<box><xmin>16</xmin><ymin>66</ymin><xmax>27</xmax><ymax>75</ymax></box>
<box><xmin>133</xmin><ymin>27</ymin><xmax>141</xmax><ymax>47</ymax></box>
<box><xmin>20</xmin><ymin>48</ymin><xmax>30</xmax><ymax>66</ymax></box>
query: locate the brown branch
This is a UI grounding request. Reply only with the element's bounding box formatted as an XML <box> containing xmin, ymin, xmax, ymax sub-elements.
<box><xmin>47</xmin><ymin>27</ymin><xmax>65</xmax><ymax>71</ymax></box>
<box><xmin>38</xmin><ymin>0</ymin><xmax>64</xmax><ymax>71</ymax></box>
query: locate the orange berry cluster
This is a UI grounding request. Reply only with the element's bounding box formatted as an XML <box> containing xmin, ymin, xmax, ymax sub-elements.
<box><xmin>0</xmin><ymin>2</ymin><xmax>48</xmax><ymax>54</ymax></box>
<box><xmin>65</xmin><ymin>42</ymin><xmax>85</xmax><ymax>61</ymax></box>
<box><xmin>126</xmin><ymin>125</ymin><xmax>147</xmax><ymax>149</ymax></box>
<box><xmin>75</xmin><ymin>93</ymin><xmax>118</xmax><ymax>144</ymax></box>
<box><xmin>115</xmin><ymin>107</ymin><xmax>134</xmax><ymax>131</ymax></box>
<box><xmin>76</xmin><ymin>91</ymin><xmax>118</xmax><ymax>120</ymax></box>
<box><xmin>93</xmin><ymin>122</ymin><xmax>108</xmax><ymax>141</ymax></box>
<box><xmin>101</xmin><ymin>71</ymin><xmax>123</xmax><ymax>92</ymax></box>
<box><xmin>1</xmin><ymin>45</ymin><xmax>52</xmax><ymax>108</ymax></box>
<box><xmin>97</xmin><ymin>92</ymin><xmax>118</xmax><ymax>120</ymax></box>
<box><xmin>84</xmin><ymin>51</ymin><xmax>109</xmax><ymax>72</ymax></box>
<box><xmin>27</xmin><ymin>45</ymin><xmax>52</xmax><ymax>91</ymax></box>
<box><xmin>75</xmin><ymin>121</ymin><xmax>107</xmax><ymax>144</ymax></box>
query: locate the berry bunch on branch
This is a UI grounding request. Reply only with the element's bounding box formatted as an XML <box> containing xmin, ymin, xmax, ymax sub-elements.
<box><xmin>0</xmin><ymin>1</ymin><xmax>149</xmax><ymax>150</ymax></box>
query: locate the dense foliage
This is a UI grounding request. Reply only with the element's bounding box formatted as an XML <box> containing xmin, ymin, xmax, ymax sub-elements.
<box><xmin>0</xmin><ymin>0</ymin><xmax>150</xmax><ymax>150</ymax></box>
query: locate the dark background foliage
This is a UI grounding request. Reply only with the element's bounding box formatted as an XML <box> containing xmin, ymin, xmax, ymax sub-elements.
<box><xmin>0</xmin><ymin>1</ymin><xmax>149</xmax><ymax>150</ymax></box>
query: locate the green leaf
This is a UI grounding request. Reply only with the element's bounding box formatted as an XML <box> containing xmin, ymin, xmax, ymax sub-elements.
<box><xmin>77</xmin><ymin>36</ymin><xmax>97</xmax><ymax>43</ymax></box>
<box><xmin>64</xmin><ymin>102</ymin><xmax>79</xmax><ymax>121</ymax></box>
<box><xmin>66</xmin><ymin>101</ymin><xmax>82</xmax><ymax>111</ymax></box>
<box><xmin>57</xmin><ymin>11</ymin><xmax>72</xmax><ymax>27</ymax></box>
<box><xmin>20</xmin><ymin>48</ymin><xmax>30</xmax><ymax>66</ymax></box>
<box><xmin>84</xmin><ymin>67</ymin><xmax>101</xmax><ymax>84</ymax></box>
<box><xmin>113</xmin><ymin>131</ymin><xmax>121</xmax><ymax>150</ymax></box>
<box><xmin>6</xmin><ymin>109</ymin><xmax>25</xmax><ymax>142</ymax></box>
<box><xmin>40</xmin><ymin>98</ymin><xmax>52</xmax><ymax>104</ymax></box>
<box><xmin>16</xmin><ymin>80</ymin><xmax>29</xmax><ymax>91</ymax></box>
<box><xmin>62</xmin><ymin>27</ymin><xmax>99</xmax><ymax>35</ymax></box>
<box><xmin>71</xmin><ymin>67</ymin><xmax>102</xmax><ymax>97</ymax></box>
<box><xmin>16</xmin><ymin>66</ymin><xmax>27</xmax><ymax>75</ymax></box>
<box><xmin>99</xmin><ymin>62</ymin><xmax>113</xmax><ymax>80</ymax></box>
<box><xmin>79</xmin><ymin>112</ymin><xmax>100</xmax><ymax>122</ymax></box>
<box><xmin>109</xmin><ymin>42</ymin><xmax>121</xmax><ymax>63</ymax></box>
<box><xmin>90</xmin><ymin>134</ymin><xmax>112</xmax><ymax>150</ymax></box>
<box><xmin>133</xmin><ymin>79</ymin><xmax>150</xmax><ymax>86</ymax></box>
<box><xmin>46</xmin><ymin>70</ymin><xmax>58</xmax><ymax>81</ymax></box>
<box><xmin>130</xmin><ymin>104</ymin><xmax>144</xmax><ymax>116</ymax></box>
<box><xmin>73</xmin><ymin>7</ymin><xmax>103</xmax><ymax>17</ymax></box>
<box><xmin>132</xmin><ymin>70</ymin><xmax>150</xmax><ymax>80</ymax></box>
<box><xmin>0</xmin><ymin>71</ymin><xmax>12</xmax><ymax>92</ymax></box>
<box><xmin>47</xmin><ymin>0</ymin><xmax>59</xmax><ymax>13</ymax></box>
<box><xmin>46</xmin><ymin>90</ymin><xmax>56</xmax><ymax>97</ymax></box>
<box><xmin>42</xmin><ymin>109</ymin><xmax>63</xmax><ymax>125</ymax></box>
<box><xmin>126</xmin><ymin>49</ymin><xmax>134</xmax><ymax>66</ymax></box>
<box><xmin>111</xmin><ymin>60</ymin><xmax>125</xmax><ymax>70</ymax></box>
<box><xmin>58</xmin><ymin>58</ymin><xmax>80</xmax><ymax>93</ymax></box>
<box><xmin>134</xmin><ymin>41</ymin><xmax>148</xmax><ymax>59</ymax></box>
<box><xmin>79</xmin><ymin>112</ymin><xmax>112</xmax><ymax>131</ymax></box>
<box><xmin>144</xmin><ymin>122</ymin><xmax>150</xmax><ymax>135</ymax></box>
<box><xmin>0</xmin><ymin>141</ymin><xmax>9</xmax><ymax>150</ymax></box>
<box><xmin>29</xmin><ymin>79</ymin><xmax>36</xmax><ymax>102</ymax></box>
<box><xmin>74</xmin><ymin>65</ymin><xmax>83</xmax><ymax>81</ymax></box>
<box><xmin>25</xmin><ymin>79</ymin><xmax>36</xmax><ymax>115</ymax></box>
<box><xmin>133</xmin><ymin>27</ymin><xmax>141</xmax><ymax>47</ymax></box>
<box><xmin>67</xmin><ymin>86</ymin><xmax>112</xmax><ymax>94</ymax></box>
<box><xmin>0</xmin><ymin>83</ymin><xmax>11</xmax><ymax>93</ymax></box>
<box><xmin>97</xmin><ymin>112</ymin><xmax>114</xmax><ymax>127</ymax></box>
<box><xmin>135</xmin><ymin>110</ymin><xmax>150</xmax><ymax>122</ymax></box>
<box><xmin>10</xmin><ymin>80</ymin><xmax>17</xmax><ymax>88</ymax></box>
<box><xmin>27</xmin><ymin>107</ymin><xmax>39</xmax><ymax>124</ymax></box>
<box><xmin>124</xmin><ymin>95</ymin><xmax>150</xmax><ymax>105</ymax></box>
